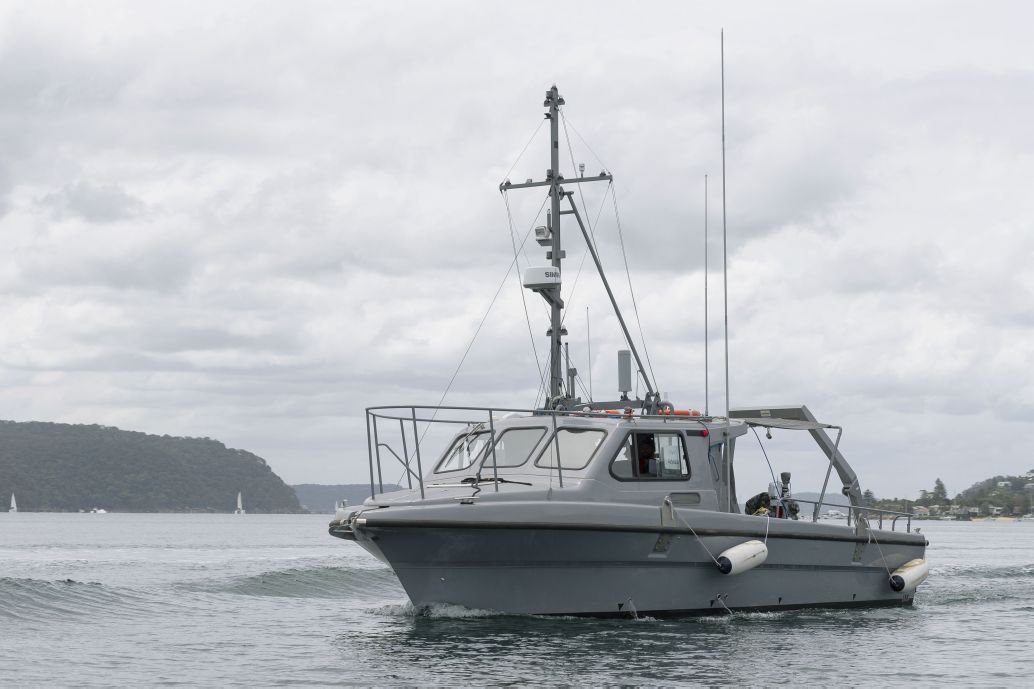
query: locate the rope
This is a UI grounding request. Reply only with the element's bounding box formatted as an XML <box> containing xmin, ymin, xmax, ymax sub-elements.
<box><xmin>867</xmin><ymin>522</ymin><xmax>894</xmax><ymax>577</ymax></box>
<box><xmin>670</xmin><ymin>508</ymin><xmax>720</xmax><ymax>567</ymax></box>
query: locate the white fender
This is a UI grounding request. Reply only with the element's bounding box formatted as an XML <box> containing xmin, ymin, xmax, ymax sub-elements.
<box><xmin>889</xmin><ymin>558</ymin><xmax>929</xmax><ymax>592</ymax></box>
<box><xmin>716</xmin><ymin>540</ymin><xmax>768</xmax><ymax>575</ymax></box>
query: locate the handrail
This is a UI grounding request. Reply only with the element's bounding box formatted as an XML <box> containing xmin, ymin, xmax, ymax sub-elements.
<box><xmin>788</xmin><ymin>497</ymin><xmax>914</xmax><ymax>533</ymax></box>
<box><xmin>363</xmin><ymin>403</ymin><xmax>717</xmax><ymax>502</ymax></box>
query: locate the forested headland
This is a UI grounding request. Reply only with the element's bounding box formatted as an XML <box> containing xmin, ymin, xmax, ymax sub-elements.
<box><xmin>0</xmin><ymin>420</ymin><xmax>303</xmax><ymax>513</ymax></box>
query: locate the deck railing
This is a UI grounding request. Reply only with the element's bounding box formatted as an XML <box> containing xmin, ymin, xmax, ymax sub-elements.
<box><xmin>364</xmin><ymin>404</ymin><xmax>716</xmax><ymax>502</ymax></box>
<box><xmin>363</xmin><ymin>405</ymin><xmax>914</xmax><ymax>533</ymax></box>
<box><xmin>788</xmin><ymin>497</ymin><xmax>914</xmax><ymax>532</ymax></box>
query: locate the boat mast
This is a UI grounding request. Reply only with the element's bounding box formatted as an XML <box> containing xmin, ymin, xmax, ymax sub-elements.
<box><xmin>546</xmin><ymin>85</ymin><xmax>565</xmax><ymax>403</ymax></box>
<box><xmin>502</xmin><ymin>85</ymin><xmax>657</xmax><ymax>411</ymax></box>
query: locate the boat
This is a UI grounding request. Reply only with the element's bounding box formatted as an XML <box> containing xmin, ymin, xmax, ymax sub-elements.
<box><xmin>1021</xmin><ymin>514</ymin><xmax>1034</xmax><ymax>522</ymax></box>
<box><xmin>89</xmin><ymin>507</ymin><xmax>107</xmax><ymax>514</ymax></box>
<box><xmin>8</xmin><ymin>493</ymin><xmax>16</xmax><ymax>513</ymax></box>
<box><xmin>821</xmin><ymin>509</ymin><xmax>847</xmax><ymax>520</ymax></box>
<box><xmin>328</xmin><ymin>85</ymin><xmax>929</xmax><ymax>616</ymax></box>
<box><xmin>234</xmin><ymin>492</ymin><xmax>246</xmax><ymax>515</ymax></box>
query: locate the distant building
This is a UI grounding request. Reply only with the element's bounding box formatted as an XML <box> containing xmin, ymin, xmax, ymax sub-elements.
<box><xmin>996</xmin><ymin>481</ymin><xmax>1012</xmax><ymax>489</ymax></box>
<box><xmin>913</xmin><ymin>506</ymin><xmax>930</xmax><ymax>516</ymax></box>
<box><xmin>1024</xmin><ymin>483</ymin><xmax>1034</xmax><ymax>492</ymax></box>
<box><xmin>988</xmin><ymin>505</ymin><xmax>1004</xmax><ymax>516</ymax></box>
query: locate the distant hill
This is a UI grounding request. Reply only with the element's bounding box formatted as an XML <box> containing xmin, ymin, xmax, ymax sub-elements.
<box><xmin>0</xmin><ymin>420</ymin><xmax>303</xmax><ymax>513</ymax></box>
<box><xmin>292</xmin><ymin>483</ymin><xmax>404</xmax><ymax>513</ymax></box>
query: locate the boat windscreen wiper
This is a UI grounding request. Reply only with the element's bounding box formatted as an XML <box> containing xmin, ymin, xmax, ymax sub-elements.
<box><xmin>464</xmin><ymin>476</ymin><xmax>534</xmax><ymax>486</ymax></box>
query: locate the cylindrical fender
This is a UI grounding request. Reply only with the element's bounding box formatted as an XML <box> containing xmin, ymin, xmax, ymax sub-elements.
<box><xmin>716</xmin><ymin>540</ymin><xmax>768</xmax><ymax>575</ymax></box>
<box><xmin>889</xmin><ymin>558</ymin><xmax>929</xmax><ymax>592</ymax></box>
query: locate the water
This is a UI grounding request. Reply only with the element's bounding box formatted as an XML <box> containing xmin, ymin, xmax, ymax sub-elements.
<box><xmin>1</xmin><ymin>515</ymin><xmax>1031</xmax><ymax>686</ymax></box>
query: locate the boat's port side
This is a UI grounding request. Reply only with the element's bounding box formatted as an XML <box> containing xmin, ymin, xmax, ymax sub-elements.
<box><xmin>363</xmin><ymin>519</ymin><xmax>924</xmax><ymax>616</ymax></box>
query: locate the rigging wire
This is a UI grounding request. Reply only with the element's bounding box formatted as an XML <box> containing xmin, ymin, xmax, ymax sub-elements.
<box><xmin>750</xmin><ymin>426</ymin><xmax>790</xmax><ymax>517</ymax></box>
<box><xmin>558</xmin><ymin>182</ymin><xmax>613</xmax><ymax>329</ymax></box>
<box><xmin>559</xmin><ymin>115</ymin><xmax>609</xmax><ymax>177</ymax></box>
<box><xmin>610</xmin><ymin>183</ymin><xmax>659</xmax><ymax>392</ymax></box>
<box><xmin>422</xmin><ymin>194</ymin><xmax>550</xmax><ymax>439</ymax></box>
<box><xmin>501</xmin><ymin>118</ymin><xmax>547</xmax><ymax>188</ymax></box>
<box><xmin>503</xmin><ymin>190</ymin><xmax>547</xmax><ymax>394</ymax></box>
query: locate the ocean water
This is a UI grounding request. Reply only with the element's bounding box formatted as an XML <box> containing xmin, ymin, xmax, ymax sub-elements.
<box><xmin>0</xmin><ymin>515</ymin><xmax>1031</xmax><ymax>686</ymax></box>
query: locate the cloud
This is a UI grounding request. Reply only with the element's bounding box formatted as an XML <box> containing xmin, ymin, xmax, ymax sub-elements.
<box><xmin>38</xmin><ymin>181</ymin><xmax>145</xmax><ymax>223</ymax></box>
<box><xmin>0</xmin><ymin>1</ymin><xmax>1032</xmax><ymax>498</ymax></box>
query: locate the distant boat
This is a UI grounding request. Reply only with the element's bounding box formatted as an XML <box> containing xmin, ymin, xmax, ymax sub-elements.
<box><xmin>9</xmin><ymin>494</ymin><xmax>16</xmax><ymax>513</ymax></box>
<box><xmin>821</xmin><ymin>509</ymin><xmax>846</xmax><ymax>520</ymax></box>
<box><xmin>1021</xmin><ymin>514</ymin><xmax>1034</xmax><ymax>522</ymax></box>
<box><xmin>234</xmin><ymin>492</ymin><xmax>246</xmax><ymax>515</ymax></box>
<box><xmin>89</xmin><ymin>507</ymin><xmax>107</xmax><ymax>514</ymax></box>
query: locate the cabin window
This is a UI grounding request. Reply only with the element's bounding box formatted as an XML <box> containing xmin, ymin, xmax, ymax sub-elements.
<box><xmin>535</xmin><ymin>428</ymin><xmax>606</xmax><ymax>470</ymax></box>
<box><xmin>479</xmin><ymin>427</ymin><xmax>546</xmax><ymax>469</ymax></box>
<box><xmin>435</xmin><ymin>431</ymin><xmax>491</xmax><ymax>473</ymax></box>
<box><xmin>610</xmin><ymin>431</ymin><xmax>690</xmax><ymax>481</ymax></box>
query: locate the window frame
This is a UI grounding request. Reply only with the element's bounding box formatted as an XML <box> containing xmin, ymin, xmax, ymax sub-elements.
<box><xmin>608</xmin><ymin>430</ymin><xmax>692</xmax><ymax>482</ymax></box>
<box><xmin>477</xmin><ymin>426</ymin><xmax>548</xmax><ymax>470</ymax></box>
<box><xmin>433</xmin><ymin>430</ymin><xmax>493</xmax><ymax>475</ymax></box>
<box><xmin>533</xmin><ymin>427</ymin><xmax>609</xmax><ymax>471</ymax></box>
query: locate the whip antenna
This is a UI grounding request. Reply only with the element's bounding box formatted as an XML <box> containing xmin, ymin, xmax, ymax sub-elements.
<box><xmin>704</xmin><ymin>173</ymin><xmax>710</xmax><ymax>416</ymax></box>
<box><xmin>721</xmin><ymin>30</ymin><xmax>733</xmax><ymax>513</ymax></box>
<box><xmin>721</xmin><ymin>30</ymin><xmax>730</xmax><ymax>422</ymax></box>
<box><xmin>586</xmin><ymin>306</ymin><xmax>593</xmax><ymax>401</ymax></box>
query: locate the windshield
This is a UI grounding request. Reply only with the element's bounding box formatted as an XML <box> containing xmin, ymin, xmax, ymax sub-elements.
<box><xmin>435</xmin><ymin>431</ymin><xmax>491</xmax><ymax>473</ymax></box>
<box><xmin>536</xmin><ymin>428</ymin><xmax>606</xmax><ymax>470</ymax></box>
<box><xmin>479</xmin><ymin>427</ymin><xmax>546</xmax><ymax>469</ymax></box>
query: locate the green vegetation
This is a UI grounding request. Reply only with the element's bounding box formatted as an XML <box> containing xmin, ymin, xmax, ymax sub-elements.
<box><xmin>0</xmin><ymin>420</ymin><xmax>303</xmax><ymax>513</ymax></box>
<box><xmin>866</xmin><ymin>471</ymin><xmax>1034</xmax><ymax>516</ymax></box>
<box><xmin>951</xmin><ymin>472</ymin><xmax>1034</xmax><ymax>516</ymax></box>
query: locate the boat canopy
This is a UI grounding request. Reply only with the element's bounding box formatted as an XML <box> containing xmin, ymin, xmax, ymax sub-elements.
<box><xmin>739</xmin><ymin>418</ymin><xmax>837</xmax><ymax>431</ymax></box>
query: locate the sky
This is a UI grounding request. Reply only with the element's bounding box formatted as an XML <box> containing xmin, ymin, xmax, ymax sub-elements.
<box><xmin>1</xmin><ymin>1</ymin><xmax>1033</xmax><ymax>499</ymax></box>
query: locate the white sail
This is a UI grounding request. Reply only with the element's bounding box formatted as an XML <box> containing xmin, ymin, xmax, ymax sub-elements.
<box><xmin>234</xmin><ymin>492</ymin><xmax>245</xmax><ymax>515</ymax></box>
<box><xmin>9</xmin><ymin>494</ymin><xmax>16</xmax><ymax>513</ymax></box>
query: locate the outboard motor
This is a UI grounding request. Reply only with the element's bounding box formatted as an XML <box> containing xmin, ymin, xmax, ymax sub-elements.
<box><xmin>775</xmin><ymin>472</ymin><xmax>800</xmax><ymax>520</ymax></box>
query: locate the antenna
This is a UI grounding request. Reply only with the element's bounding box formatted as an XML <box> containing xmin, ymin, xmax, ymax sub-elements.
<box><xmin>704</xmin><ymin>174</ymin><xmax>709</xmax><ymax>417</ymax></box>
<box><xmin>586</xmin><ymin>306</ymin><xmax>592</xmax><ymax>401</ymax></box>
<box><xmin>721</xmin><ymin>30</ymin><xmax>730</xmax><ymax>422</ymax></box>
<box><xmin>721</xmin><ymin>29</ymin><xmax>732</xmax><ymax>513</ymax></box>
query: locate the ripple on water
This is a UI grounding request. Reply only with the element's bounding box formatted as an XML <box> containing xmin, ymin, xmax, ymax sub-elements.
<box><xmin>190</xmin><ymin>563</ymin><xmax>402</xmax><ymax>600</ymax></box>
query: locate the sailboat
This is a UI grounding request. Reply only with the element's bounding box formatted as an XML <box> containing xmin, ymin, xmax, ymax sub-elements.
<box><xmin>9</xmin><ymin>493</ymin><xmax>16</xmax><ymax>513</ymax></box>
<box><xmin>328</xmin><ymin>85</ymin><xmax>929</xmax><ymax>616</ymax></box>
<box><xmin>234</xmin><ymin>492</ymin><xmax>245</xmax><ymax>515</ymax></box>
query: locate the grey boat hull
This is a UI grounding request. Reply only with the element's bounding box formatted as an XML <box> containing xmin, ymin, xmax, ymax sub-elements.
<box><xmin>347</xmin><ymin>516</ymin><xmax>926</xmax><ymax>616</ymax></box>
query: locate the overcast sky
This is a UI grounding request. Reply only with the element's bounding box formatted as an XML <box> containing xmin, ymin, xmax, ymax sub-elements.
<box><xmin>2</xmin><ymin>1</ymin><xmax>1033</xmax><ymax>499</ymax></box>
